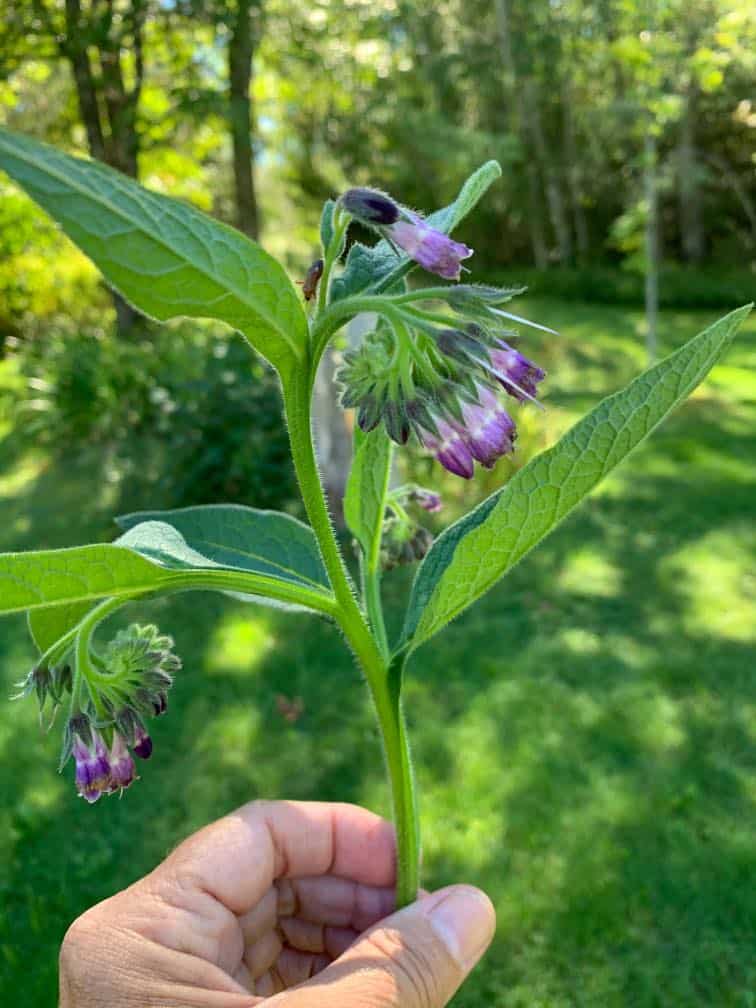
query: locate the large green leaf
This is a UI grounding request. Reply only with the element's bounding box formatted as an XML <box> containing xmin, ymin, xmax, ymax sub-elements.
<box><xmin>0</xmin><ymin>527</ymin><xmax>335</xmax><ymax>621</ymax></box>
<box><xmin>330</xmin><ymin>160</ymin><xmax>501</xmax><ymax>302</ymax></box>
<box><xmin>344</xmin><ymin>428</ymin><xmax>392</xmax><ymax>559</ymax></box>
<box><xmin>401</xmin><ymin>305</ymin><xmax>751</xmax><ymax>652</ymax></box>
<box><xmin>0</xmin><ymin>543</ymin><xmax>176</xmax><ymax>614</ymax></box>
<box><xmin>116</xmin><ymin>505</ymin><xmax>329</xmax><ymax>592</ymax></box>
<box><xmin>0</xmin><ymin>128</ymin><xmax>307</xmax><ymax>379</ymax></box>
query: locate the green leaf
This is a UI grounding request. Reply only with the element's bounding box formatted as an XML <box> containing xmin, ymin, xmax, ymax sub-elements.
<box><xmin>28</xmin><ymin>601</ymin><xmax>94</xmax><ymax>655</ymax></box>
<box><xmin>115</xmin><ymin>505</ymin><xmax>329</xmax><ymax>592</ymax></box>
<box><xmin>344</xmin><ymin>428</ymin><xmax>392</xmax><ymax>559</ymax></box>
<box><xmin>401</xmin><ymin>305</ymin><xmax>752</xmax><ymax>652</ymax></box>
<box><xmin>331</xmin><ymin>160</ymin><xmax>501</xmax><ymax>303</ymax></box>
<box><xmin>0</xmin><ymin>523</ymin><xmax>335</xmax><ymax>621</ymax></box>
<box><xmin>0</xmin><ymin>128</ymin><xmax>307</xmax><ymax>379</ymax></box>
<box><xmin>0</xmin><ymin>543</ymin><xmax>175</xmax><ymax>615</ymax></box>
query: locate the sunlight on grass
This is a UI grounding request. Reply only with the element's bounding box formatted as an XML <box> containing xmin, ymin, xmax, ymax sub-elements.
<box><xmin>557</xmin><ymin>548</ymin><xmax>621</xmax><ymax>598</ymax></box>
<box><xmin>659</xmin><ymin>527</ymin><xmax>756</xmax><ymax>641</ymax></box>
<box><xmin>621</xmin><ymin>683</ymin><xmax>686</xmax><ymax>755</ymax></box>
<box><xmin>196</xmin><ymin>707</ymin><xmax>261</xmax><ymax>770</ymax></box>
<box><xmin>204</xmin><ymin>610</ymin><xmax>275</xmax><ymax>675</ymax></box>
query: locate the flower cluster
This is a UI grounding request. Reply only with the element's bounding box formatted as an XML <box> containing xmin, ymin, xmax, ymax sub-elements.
<box><xmin>24</xmin><ymin>623</ymin><xmax>183</xmax><ymax>802</ymax></box>
<box><xmin>338</xmin><ymin>287</ymin><xmax>547</xmax><ymax>478</ymax></box>
<box><xmin>335</xmin><ymin>186</ymin><xmax>548</xmax><ymax>477</ymax></box>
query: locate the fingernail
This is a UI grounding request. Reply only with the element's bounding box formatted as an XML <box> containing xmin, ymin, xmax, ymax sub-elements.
<box><xmin>422</xmin><ymin>885</ymin><xmax>496</xmax><ymax>972</ymax></box>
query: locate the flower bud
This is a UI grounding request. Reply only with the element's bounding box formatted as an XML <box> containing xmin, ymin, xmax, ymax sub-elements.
<box><xmin>340</xmin><ymin>188</ymin><xmax>400</xmax><ymax>225</ymax></box>
<box><xmin>408</xmin><ymin>488</ymin><xmax>442</xmax><ymax>513</ymax></box>
<box><xmin>133</xmin><ymin>722</ymin><xmax>153</xmax><ymax>760</ymax></box>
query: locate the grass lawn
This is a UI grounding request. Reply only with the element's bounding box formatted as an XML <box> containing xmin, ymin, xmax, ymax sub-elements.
<box><xmin>0</xmin><ymin>299</ymin><xmax>754</xmax><ymax>1006</ymax></box>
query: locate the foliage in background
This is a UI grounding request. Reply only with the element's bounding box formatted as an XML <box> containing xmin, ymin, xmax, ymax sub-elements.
<box><xmin>7</xmin><ymin>321</ymin><xmax>298</xmax><ymax>513</ymax></box>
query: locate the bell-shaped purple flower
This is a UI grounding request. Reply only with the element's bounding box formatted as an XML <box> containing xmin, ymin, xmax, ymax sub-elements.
<box><xmin>418</xmin><ymin>417</ymin><xmax>475</xmax><ymax>479</ymax></box>
<box><xmin>389</xmin><ymin>214</ymin><xmax>472</xmax><ymax>281</ymax></box>
<box><xmin>460</xmin><ymin>387</ymin><xmax>516</xmax><ymax>468</ymax></box>
<box><xmin>72</xmin><ymin>730</ymin><xmax>111</xmax><ymax>804</ymax></box>
<box><xmin>107</xmin><ymin>732</ymin><xmax>136</xmax><ymax>792</ymax></box>
<box><xmin>491</xmin><ymin>341</ymin><xmax>545</xmax><ymax>402</ymax></box>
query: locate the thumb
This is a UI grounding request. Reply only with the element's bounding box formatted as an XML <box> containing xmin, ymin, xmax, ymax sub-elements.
<box><xmin>275</xmin><ymin>884</ymin><xmax>496</xmax><ymax>1008</ymax></box>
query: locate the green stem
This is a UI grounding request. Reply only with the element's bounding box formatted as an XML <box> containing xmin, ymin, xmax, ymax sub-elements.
<box><xmin>283</xmin><ymin>368</ymin><xmax>419</xmax><ymax>907</ymax></box>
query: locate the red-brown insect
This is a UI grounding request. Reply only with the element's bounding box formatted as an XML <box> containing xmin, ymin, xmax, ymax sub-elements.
<box><xmin>299</xmin><ymin>258</ymin><xmax>324</xmax><ymax>301</ymax></box>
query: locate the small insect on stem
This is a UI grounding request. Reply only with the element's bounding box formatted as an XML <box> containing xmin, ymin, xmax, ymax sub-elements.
<box><xmin>298</xmin><ymin>258</ymin><xmax>324</xmax><ymax>301</ymax></box>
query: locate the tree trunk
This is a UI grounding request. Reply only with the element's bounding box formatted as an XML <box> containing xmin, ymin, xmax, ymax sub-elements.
<box><xmin>494</xmin><ymin>0</ymin><xmax>548</xmax><ymax>269</ymax></box>
<box><xmin>677</xmin><ymin>87</ymin><xmax>705</xmax><ymax>263</ymax></box>
<box><xmin>62</xmin><ymin>0</ymin><xmax>144</xmax><ymax>336</ymax></box>
<box><xmin>644</xmin><ymin>129</ymin><xmax>659</xmax><ymax>363</ymax></box>
<box><xmin>562</xmin><ymin>84</ymin><xmax>589</xmax><ymax>262</ymax></box>
<box><xmin>229</xmin><ymin>0</ymin><xmax>260</xmax><ymax>240</ymax></box>
<box><xmin>524</xmin><ymin>78</ymin><xmax>573</xmax><ymax>265</ymax></box>
<box><xmin>63</xmin><ymin>0</ymin><xmax>107</xmax><ymax>162</ymax></box>
<box><xmin>705</xmin><ymin>152</ymin><xmax>756</xmax><ymax>248</ymax></box>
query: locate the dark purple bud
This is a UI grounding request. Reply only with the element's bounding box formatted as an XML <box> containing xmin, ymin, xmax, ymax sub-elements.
<box><xmin>491</xmin><ymin>341</ymin><xmax>546</xmax><ymax>402</ymax></box>
<box><xmin>357</xmin><ymin>396</ymin><xmax>382</xmax><ymax>433</ymax></box>
<box><xmin>133</xmin><ymin>723</ymin><xmax>153</xmax><ymax>760</ymax></box>
<box><xmin>383</xmin><ymin>401</ymin><xmax>411</xmax><ymax>445</ymax></box>
<box><xmin>107</xmin><ymin>732</ymin><xmax>136</xmax><ymax>792</ymax></box>
<box><xmin>153</xmin><ymin>692</ymin><xmax>168</xmax><ymax>716</ymax></box>
<box><xmin>341</xmin><ymin>188</ymin><xmax>400</xmax><ymax>226</ymax></box>
<box><xmin>389</xmin><ymin>215</ymin><xmax>472</xmax><ymax>280</ymax></box>
<box><xmin>73</xmin><ymin>730</ymin><xmax>111</xmax><ymax>803</ymax></box>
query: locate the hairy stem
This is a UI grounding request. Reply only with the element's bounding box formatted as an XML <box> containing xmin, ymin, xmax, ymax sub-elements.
<box><xmin>283</xmin><ymin>367</ymin><xmax>419</xmax><ymax>907</ymax></box>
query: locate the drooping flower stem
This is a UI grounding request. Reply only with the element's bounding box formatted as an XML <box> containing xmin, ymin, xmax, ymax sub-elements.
<box><xmin>283</xmin><ymin>366</ymin><xmax>420</xmax><ymax>909</ymax></box>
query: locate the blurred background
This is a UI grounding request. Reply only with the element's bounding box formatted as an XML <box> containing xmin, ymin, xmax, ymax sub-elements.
<box><xmin>0</xmin><ymin>1</ymin><xmax>754</xmax><ymax>1005</ymax></box>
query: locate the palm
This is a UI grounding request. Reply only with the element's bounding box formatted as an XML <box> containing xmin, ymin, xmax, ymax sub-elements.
<box><xmin>228</xmin><ymin>875</ymin><xmax>395</xmax><ymax>999</ymax></box>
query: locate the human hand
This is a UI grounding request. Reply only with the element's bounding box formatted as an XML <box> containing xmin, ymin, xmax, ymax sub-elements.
<box><xmin>59</xmin><ymin>800</ymin><xmax>495</xmax><ymax>1007</ymax></box>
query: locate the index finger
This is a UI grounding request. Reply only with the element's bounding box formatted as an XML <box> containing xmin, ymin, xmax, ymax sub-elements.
<box><xmin>159</xmin><ymin>800</ymin><xmax>397</xmax><ymax>916</ymax></box>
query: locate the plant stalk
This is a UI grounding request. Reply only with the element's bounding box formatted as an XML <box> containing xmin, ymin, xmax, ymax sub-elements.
<box><xmin>283</xmin><ymin>368</ymin><xmax>419</xmax><ymax>907</ymax></box>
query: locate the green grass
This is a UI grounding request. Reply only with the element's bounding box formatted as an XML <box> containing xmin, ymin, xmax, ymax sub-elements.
<box><xmin>1</xmin><ymin>299</ymin><xmax>754</xmax><ymax>1006</ymax></box>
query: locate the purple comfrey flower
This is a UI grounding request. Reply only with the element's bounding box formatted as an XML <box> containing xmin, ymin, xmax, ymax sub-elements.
<box><xmin>418</xmin><ymin>417</ymin><xmax>475</xmax><ymax>479</ymax></box>
<box><xmin>490</xmin><ymin>341</ymin><xmax>546</xmax><ymax>402</ymax></box>
<box><xmin>389</xmin><ymin>213</ymin><xmax>472</xmax><ymax>281</ymax></box>
<box><xmin>460</xmin><ymin>386</ymin><xmax>516</xmax><ymax>468</ymax></box>
<box><xmin>338</xmin><ymin>187</ymin><xmax>473</xmax><ymax>281</ymax></box>
<box><xmin>72</xmin><ymin>730</ymin><xmax>111</xmax><ymax>803</ymax></box>
<box><xmin>107</xmin><ymin>732</ymin><xmax>136</xmax><ymax>792</ymax></box>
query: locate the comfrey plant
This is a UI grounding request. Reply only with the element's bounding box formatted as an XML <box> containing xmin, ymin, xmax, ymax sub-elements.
<box><xmin>0</xmin><ymin>129</ymin><xmax>750</xmax><ymax>906</ymax></box>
